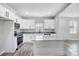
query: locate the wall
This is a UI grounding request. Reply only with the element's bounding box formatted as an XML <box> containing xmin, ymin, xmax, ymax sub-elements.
<box><xmin>56</xmin><ymin>3</ymin><xmax>79</xmax><ymax>40</ymax></box>
<box><xmin>56</xmin><ymin>3</ymin><xmax>79</xmax><ymax>55</ymax></box>
<box><xmin>0</xmin><ymin>20</ymin><xmax>17</xmax><ymax>54</ymax></box>
<box><xmin>57</xmin><ymin>17</ymin><xmax>79</xmax><ymax>40</ymax></box>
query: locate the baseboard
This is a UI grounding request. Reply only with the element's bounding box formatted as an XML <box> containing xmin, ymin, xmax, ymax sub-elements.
<box><xmin>0</xmin><ymin>51</ymin><xmax>5</xmax><ymax>55</ymax></box>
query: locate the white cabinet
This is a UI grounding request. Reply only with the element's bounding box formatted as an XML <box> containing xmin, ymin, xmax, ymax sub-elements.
<box><xmin>14</xmin><ymin>16</ymin><xmax>24</xmax><ymax>29</ymax></box>
<box><xmin>17</xmin><ymin>18</ymin><xmax>24</xmax><ymax>29</ymax></box>
<box><xmin>0</xmin><ymin>4</ymin><xmax>24</xmax><ymax>29</ymax></box>
<box><xmin>0</xmin><ymin>4</ymin><xmax>7</xmax><ymax>18</ymax></box>
<box><xmin>44</xmin><ymin>20</ymin><xmax>55</xmax><ymax>29</ymax></box>
<box><xmin>8</xmin><ymin>10</ymin><xmax>15</xmax><ymax>20</ymax></box>
<box><xmin>22</xmin><ymin>20</ymin><xmax>35</xmax><ymax>29</ymax></box>
<box><xmin>0</xmin><ymin>4</ymin><xmax>16</xmax><ymax>21</ymax></box>
<box><xmin>0</xmin><ymin>21</ymin><xmax>17</xmax><ymax>53</ymax></box>
<box><xmin>11</xmin><ymin>13</ymin><xmax>16</xmax><ymax>21</ymax></box>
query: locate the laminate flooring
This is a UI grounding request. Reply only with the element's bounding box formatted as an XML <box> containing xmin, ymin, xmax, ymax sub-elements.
<box><xmin>13</xmin><ymin>42</ymin><xmax>33</xmax><ymax>56</ymax></box>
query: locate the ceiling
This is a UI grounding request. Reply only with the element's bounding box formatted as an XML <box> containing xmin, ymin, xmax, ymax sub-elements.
<box><xmin>6</xmin><ymin>3</ymin><xmax>70</xmax><ymax>18</ymax></box>
<box><xmin>58</xmin><ymin>3</ymin><xmax>79</xmax><ymax>17</ymax></box>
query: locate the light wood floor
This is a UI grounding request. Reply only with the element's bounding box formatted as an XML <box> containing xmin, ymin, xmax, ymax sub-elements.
<box><xmin>13</xmin><ymin>42</ymin><xmax>33</xmax><ymax>56</ymax></box>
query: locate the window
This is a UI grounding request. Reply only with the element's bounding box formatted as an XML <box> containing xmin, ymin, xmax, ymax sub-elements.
<box><xmin>69</xmin><ymin>21</ymin><xmax>77</xmax><ymax>34</ymax></box>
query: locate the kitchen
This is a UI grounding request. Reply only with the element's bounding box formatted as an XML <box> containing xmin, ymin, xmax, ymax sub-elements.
<box><xmin>0</xmin><ymin>3</ymin><xmax>79</xmax><ymax>56</ymax></box>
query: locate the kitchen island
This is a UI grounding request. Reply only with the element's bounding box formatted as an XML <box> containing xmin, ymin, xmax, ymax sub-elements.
<box><xmin>32</xmin><ymin>40</ymin><xmax>64</xmax><ymax>56</ymax></box>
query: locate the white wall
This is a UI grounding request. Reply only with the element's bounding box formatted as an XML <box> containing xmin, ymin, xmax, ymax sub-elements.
<box><xmin>57</xmin><ymin>17</ymin><xmax>79</xmax><ymax>40</ymax></box>
<box><xmin>56</xmin><ymin>3</ymin><xmax>79</xmax><ymax>40</ymax></box>
<box><xmin>0</xmin><ymin>20</ymin><xmax>17</xmax><ymax>54</ymax></box>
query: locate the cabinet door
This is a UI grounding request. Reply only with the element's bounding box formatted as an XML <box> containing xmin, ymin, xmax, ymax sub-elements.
<box><xmin>22</xmin><ymin>20</ymin><xmax>35</xmax><ymax>29</ymax></box>
<box><xmin>0</xmin><ymin>4</ymin><xmax>10</xmax><ymax>20</ymax></box>
<box><xmin>44</xmin><ymin>20</ymin><xmax>55</xmax><ymax>29</ymax></box>
<box><xmin>0</xmin><ymin>4</ymin><xmax>15</xmax><ymax>20</ymax></box>
<box><xmin>5</xmin><ymin>8</ymin><xmax>15</xmax><ymax>20</ymax></box>
<box><xmin>11</xmin><ymin>13</ymin><xmax>16</xmax><ymax>21</ymax></box>
<box><xmin>17</xmin><ymin>18</ymin><xmax>24</xmax><ymax>29</ymax></box>
<box><xmin>8</xmin><ymin>10</ymin><xmax>14</xmax><ymax>20</ymax></box>
<box><xmin>0</xmin><ymin>4</ymin><xmax>6</xmax><ymax>17</ymax></box>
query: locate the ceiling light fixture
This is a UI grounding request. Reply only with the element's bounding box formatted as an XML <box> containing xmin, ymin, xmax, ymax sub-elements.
<box><xmin>48</xmin><ymin>11</ymin><xmax>52</xmax><ymax>14</ymax></box>
<box><xmin>25</xmin><ymin>12</ymin><xmax>29</xmax><ymax>15</ymax></box>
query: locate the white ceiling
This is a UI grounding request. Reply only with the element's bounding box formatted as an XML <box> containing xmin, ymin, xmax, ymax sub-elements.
<box><xmin>58</xmin><ymin>3</ymin><xmax>79</xmax><ymax>17</ymax></box>
<box><xmin>6</xmin><ymin>3</ymin><xmax>70</xmax><ymax>18</ymax></box>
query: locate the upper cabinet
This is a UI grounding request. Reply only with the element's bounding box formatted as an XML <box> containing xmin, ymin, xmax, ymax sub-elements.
<box><xmin>0</xmin><ymin>4</ymin><xmax>17</xmax><ymax>21</ymax></box>
<box><xmin>44</xmin><ymin>19</ymin><xmax>55</xmax><ymax>29</ymax></box>
<box><xmin>0</xmin><ymin>4</ymin><xmax>7</xmax><ymax>19</ymax></box>
<box><xmin>15</xmin><ymin>16</ymin><xmax>24</xmax><ymax>29</ymax></box>
<box><xmin>0</xmin><ymin>4</ymin><xmax>24</xmax><ymax>29</ymax></box>
<box><xmin>22</xmin><ymin>19</ymin><xmax>35</xmax><ymax>29</ymax></box>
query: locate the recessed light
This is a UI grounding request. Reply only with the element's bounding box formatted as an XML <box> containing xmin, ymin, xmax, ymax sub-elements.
<box><xmin>25</xmin><ymin>12</ymin><xmax>29</xmax><ymax>14</ymax></box>
<box><xmin>48</xmin><ymin>12</ymin><xmax>52</xmax><ymax>14</ymax></box>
